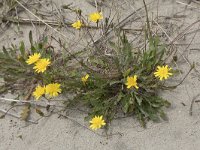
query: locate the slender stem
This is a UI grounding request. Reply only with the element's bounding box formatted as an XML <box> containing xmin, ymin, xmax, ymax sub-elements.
<box><xmin>0</xmin><ymin>97</ymin><xmax>65</xmax><ymax>108</ymax></box>
<box><xmin>161</xmin><ymin>64</ymin><xmax>194</xmax><ymax>90</ymax></box>
<box><xmin>59</xmin><ymin>113</ymin><xmax>122</xmax><ymax>138</ymax></box>
<box><xmin>14</xmin><ymin>0</ymin><xmax>70</xmax><ymax>40</ymax></box>
<box><xmin>142</xmin><ymin>0</ymin><xmax>152</xmax><ymax>39</ymax></box>
<box><xmin>190</xmin><ymin>93</ymin><xmax>200</xmax><ymax>116</ymax></box>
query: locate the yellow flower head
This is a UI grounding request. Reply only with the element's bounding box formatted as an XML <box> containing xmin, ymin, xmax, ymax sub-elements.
<box><xmin>81</xmin><ymin>74</ymin><xmax>89</xmax><ymax>84</ymax></box>
<box><xmin>45</xmin><ymin>83</ymin><xmax>62</xmax><ymax>98</ymax></box>
<box><xmin>26</xmin><ymin>53</ymin><xmax>41</xmax><ymax>65</ymax></box>
<box><xmin>72</xmin><ymin>20</ymin><xmax>83</xmax><ymax>29</ymax></box>
<box><xmin>33</xmin><ymin>85</ymin><xmax>45</xmax><ymax>100</ymax></box>
<box><xmin>125</xmin><ymin>75</ymin><xmax>139</xmax><ymax>89</ymax></box>
<box><xmin>89</xmin><ymin>115</ymin><xmax>106</xmax><ymax>130</ymax></box>
<box><xmin>89</xmin><ymin>12</ymin><xmax>103</xmax><ymax>23</ymax></box>
<box><xmin>154</xmin><ymin>65</ymin><xmax>172</xmax><ymax>81</ymax></box>
<box><xmin>33</xmin><ymin>58</ymin><xmax>51</xmax><ymax>73</ymax></box>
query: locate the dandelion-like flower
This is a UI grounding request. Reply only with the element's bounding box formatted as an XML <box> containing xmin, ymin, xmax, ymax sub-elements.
<box><xmin>125</xmin><ymin>75</ymin><xmax>139</xmax><ymax>89</ymax></box>
<box><xmin>72</xmin><ymin>20</ymin><xmax>83</xmax><ymax>29</ymax></box>
<box><xmin>45</xmin><ymin>83</ymin><xmax>61</xmax><ymax>98</ymax></box>
<box><xmin>81</xmin><ymin>74</ymin><xmax>89</xmax><ymax>84</ymax></box>
<box><xmin>26</xmin><ymin>53</ymin><xmax>41</xmax><ymax>65</ymax></box>
<box><xmin>89</xmin><ymin>12</ymin><xmax>103</xmax><ymax>23</ymax></box>
<box><xmin>33</xmin><ymin>58</ymin><xmax>51</xmax><ymax>73</ymax></box>
<box><xmin>154</xmin><ymin>65</ymin><xmax>172</xmax><ymax>81</ymax></box>
<box><xmin>90</xmin><ymin>116</ymin><xmax>106</xmax><ymax>130</ymax></box>
<box><xmin>33</xmin><ymin>85</ymin><xmax>45</xmax><ymax>100</ymax></box>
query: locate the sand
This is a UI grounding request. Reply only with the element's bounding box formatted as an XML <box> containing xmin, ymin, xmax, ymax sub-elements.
<box><xmin>1</xmin><ymin>0</ymin><xmax>200</xmax><ymax>149</ymax></box>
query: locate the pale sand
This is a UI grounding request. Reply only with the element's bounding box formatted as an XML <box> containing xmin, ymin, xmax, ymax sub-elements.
<box><xmin>1</xmin><ymin>0</ymin><xmax>200</xmax><ymax>149</ymax></box>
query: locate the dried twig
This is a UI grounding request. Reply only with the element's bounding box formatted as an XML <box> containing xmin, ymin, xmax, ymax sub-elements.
<box><xmin>14</xmin><ymin>0</ymin><xmax>71</xmax><ymax>41</ymax></box>
<box><xmin>190</xmin><ymin>93</ymin><xmax>200</xmax><ymax>116</ymax></box>
<box><xmin>161</xmin><ymin>63</ymin><xmax>195</xmax><ymax>90</ymax></box>
<box><xmin>0</xmin><ymin>97</ymin><xmax>65</xmax><ymax>108</ymax></box>
<box><xmin>0</xmin><ymin>108</ymin><xmax>38</xmax><ymax>124</ymax></box>
<box><xmin>58</xmin><ymin>113</ymin><xmax>122</xmax><ymax>138</ymax></box>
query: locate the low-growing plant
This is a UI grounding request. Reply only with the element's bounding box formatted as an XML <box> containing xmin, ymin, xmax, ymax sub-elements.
<box><xmin>0</xmin><ymin>1</ymin><xmax>184</xmax><ymax>130</ymax></box>
<box><xmin>70</xmin><ymin>32</ymin><xmax>172</xmax><ymax>127</ymax></box>
<box><xmin>0</xmin><ymin>29</ymin><xmax>173</xmax><ymax>127</ymax></box>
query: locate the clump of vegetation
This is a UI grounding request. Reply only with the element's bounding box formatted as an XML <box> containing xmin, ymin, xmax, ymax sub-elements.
<box><xmin>0</xmin><ymin>33</ymin><xmax>173</xmax><ymax>128</ymax></box>
<box><xmin>0</xmin><ymin>0</ymin><xmax>182</xmax><ymax>130</ymax></box>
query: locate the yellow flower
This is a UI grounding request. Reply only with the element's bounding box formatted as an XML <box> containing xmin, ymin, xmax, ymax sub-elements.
<box><xmin>89</xmin><ymin>12</ymin><xmax>103</xmax><ymax>23</ymax></box>
<box><xmin>72</xmin><ymin>20</ymin><xmax>83</xmax><ymax>29</ymax></box>
<box><xmin>45</xmin><ymin>83</ymin><xmax>62</xmax><ymax>98</ymax></box>
<box><xmin>154</xmin><ymin>65</ymin><xmax>172</xmax><ymax>81</ymax></box>
<box><xmin>33</xmin><ymin>85</ymin><xmax>45</xmax><ymax>100</ymax></box>
<box><xmin>90</xmin><ymin>116</ymin><xmax>106</xmax><ymax>130</ymax></box>
<box><xmin>125</xmin><ymin>75</ymin><xmax>139</xmax><ymax>89</ymax></box>
<box><xmin>26</xmin><ymin>53</ymin><xmax>41</xmax><ymax>65</ymax></box>
<box><xmin>81</xmin><ymin>74</ymin><xmax>89</xmax><ymax>84</ymax></box>
<box><xmin>33</xmin><ymin>58</ymin><xmax>51</xmax><ymax>73</ymax></box>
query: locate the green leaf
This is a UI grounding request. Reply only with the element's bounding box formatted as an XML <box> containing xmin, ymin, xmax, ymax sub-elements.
<box><xmin>134</xmin><ymin>94</ymin><xmax>142</xmax><ymax>106</ymax></box>
<box><xmin>29</xmin><ymin>30</ymin><xmax>33</xmax><ymax>46</ymax></box>
<box><xmin>0</xmin><ymin>85</ymin><xmax>9</xmax><ymax>94</ymax></box>
<box><xmin>2</xmin><ymin>46</ymin><xmax>9</xmax><ymax>57</ymax></box>
<box><xmin>122</xmin><ymin>102</ymin><xmax>129</xmax><ymax>113</ymax></box>
<box><xmin>164</xmin><ymin>100</ymin><xmax>171</xmax><ymax>108</ymax></box>
<box><xmin>148</xmin><ymin>113</ymin><xmax>160</xmax><ymax>122</ymax></box>
<box><xmin>19</xmin><ymin>41</ymin><xmax>25</xmax><ymax>57</ymax></box>
<box><xmin>136</xmin><ymin>112</ymin><xmax>146</xmax><ymax>128</ymax></box>
<box><xmin>43</xmin><ymin>36</ymin><xmax>48</xmax><ymax>43</ymax></box>
<box><xmin>31</xmin><ymin>46</ymin><xmax>36</xmax><ymax>53</ymax></box>
<box><xmin>35</xmin><ymin>108</ymin><xmax>44</xmax><ymax>116</ymax></box>
<box><xmin>123</xmin><ymin>68</ymin><xmax>131</xmax><ymax>77</ymax></box>
<box><xmin>121</xmin><ymin>95</ymin><xmax>132</xmax><ymax>113</ymax></box>
<box><xmin>115</xmin><ymin>92</ymin><xmax>124</xmax><ymax>104</ymax></box>
<box><xmin>109</xmin><ymin>80</ymin><xmax>121</xmax><ymax>86</ymax></box>
<box><xmin>160</xmin><ymin>110</ymin><xmax>168</xmax><ymax>121</ymax></box>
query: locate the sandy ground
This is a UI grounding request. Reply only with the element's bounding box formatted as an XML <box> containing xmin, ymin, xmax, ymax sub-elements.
<box><xmin>1</xmin><ymin>0</ymin><xmax>200</xmax><ymax>149</ymax></box>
